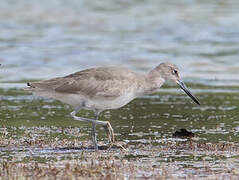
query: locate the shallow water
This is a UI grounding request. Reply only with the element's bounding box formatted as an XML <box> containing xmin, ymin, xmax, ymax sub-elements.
<box><xmin>1</xmin><ymin>0</ymin><xmax>239</xmax><ymax>178</ymax></box>
<box><xmin>0</xmin><ymin>0</ymin><xmax>239</xmax><ymax>86</ymax></box>
<box><xmin>1</xmin><ymin>87</ymin><xmax>239</xmax><ymax>143</ymax></box>
<box><xmin>1</xmin><ymin>87</ymin><xmax>239</xmax><ymax>178</ymax></box>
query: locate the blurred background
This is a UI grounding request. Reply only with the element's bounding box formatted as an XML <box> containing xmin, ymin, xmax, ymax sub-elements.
<box><xmin>0</xmin><ymin>0</ymin><xmax>239</xmax><ymax>86</ymax></box>
<box><xmin>0</xmin><ymin>0</ymin><xmax>239</xmax><ymax>141</ymax></box>
<box><xmin>1</xmin><ymin>2</ymin><xmax>239</xmax><ymax>176</ymax></box>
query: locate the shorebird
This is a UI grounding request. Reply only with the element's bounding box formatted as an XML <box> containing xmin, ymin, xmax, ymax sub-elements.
<box><xmin>25</xmin><ymin>62</ymin><xmax>200</xmax><ymax>150</ymax></box>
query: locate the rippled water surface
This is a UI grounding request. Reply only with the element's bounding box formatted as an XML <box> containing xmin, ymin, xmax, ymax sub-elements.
<box><xmin>0</xmin><ymin>0</ymin><xmax>239</xmax><ymax>85</ymax></box>
<box><xmin>1</xmin><ymin>0</ymin><xmax>239</xmax><ymax>178</ymax></box>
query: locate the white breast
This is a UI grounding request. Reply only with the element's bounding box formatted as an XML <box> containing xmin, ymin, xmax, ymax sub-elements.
<box><xmin>85</xmin><ymin>90</ymin><xmax>136</xmax><ymax>110</ymax></box>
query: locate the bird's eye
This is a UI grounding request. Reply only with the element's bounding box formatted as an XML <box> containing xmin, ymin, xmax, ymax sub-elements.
<box><xmin>173</xmin><ymin>70</ymin><xmax>178</xmax><ymax>74</ymax></box>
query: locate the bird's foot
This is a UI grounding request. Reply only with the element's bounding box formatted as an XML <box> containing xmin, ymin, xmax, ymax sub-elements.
<box><xmin>93</xmin><ymin>142</ymin><xmax>99</xmax><ymax>150</ymax></box>
<box><xmin>103</xmin><ymin>121</ymin><xmax>115</xmax><ymax>144</ymax></box>
<box><xmin>107</xmin><ymin>142</ymin><xmax>128</xmax><ymax>151</ymax></box>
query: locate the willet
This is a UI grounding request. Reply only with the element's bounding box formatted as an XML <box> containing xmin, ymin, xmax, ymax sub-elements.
<box><xmin>25</xmin><ymin>62</ymin><xmax>200</xmax><ymax>150</ymax></box>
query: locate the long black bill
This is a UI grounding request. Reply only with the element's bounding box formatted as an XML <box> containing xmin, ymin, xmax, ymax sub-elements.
<box><xmin>177</xmin><ymin>80</ymin><xmax>200</xmax><ymax>105</ymax></box>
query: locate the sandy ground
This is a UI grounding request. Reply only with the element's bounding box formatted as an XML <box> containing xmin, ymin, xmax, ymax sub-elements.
<box><xmin>1</xmin><ymin>127</ymin><xmax>239</xmax><ymax>179</ymax></box>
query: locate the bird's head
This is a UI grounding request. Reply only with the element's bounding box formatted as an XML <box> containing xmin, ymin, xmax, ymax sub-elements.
<box><xmin>154</xmin><ymin>62</ymin><xmax>200</xmax><ymax>105</ymax></box>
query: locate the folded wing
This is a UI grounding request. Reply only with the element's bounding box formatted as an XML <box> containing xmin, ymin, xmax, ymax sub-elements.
<box><xmin>26</xmin><ymin>67</ymin><xmax>138</xmax><ymax>99</ymax></box>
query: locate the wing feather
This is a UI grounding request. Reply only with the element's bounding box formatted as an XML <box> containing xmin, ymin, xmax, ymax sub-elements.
<box><xmin>55</xmin><ymin>67</ymin><xmax>136</xmax><ymax>98</ymax></box>
<box><xmin>27</xmin><ymin>67</ymin><xmax>139</xmax><ymax>99</ymax></box>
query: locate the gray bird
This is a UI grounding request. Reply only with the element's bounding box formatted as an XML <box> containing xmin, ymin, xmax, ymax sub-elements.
<box><xmin>25</xmin><ymin>62</ymin><xmax>200</xmax><ymax>150</ymax></box>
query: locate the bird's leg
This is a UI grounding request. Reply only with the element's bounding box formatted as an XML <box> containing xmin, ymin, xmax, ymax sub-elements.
<box><xmin>92</xmin><ymin>111</ymin><xmax>99</xmax><ymax>150</ymax></box>
<box><xmin>93</xmin><ymin>110</ymin><xmax>115</xmax><ymax>144</ymax></box>
<box><xmin>103</xmin><ymin>122</ymin><xmax>115</xmax><ymax>143</ymax></box>
<box><xmin>70</xmin><ymin>108</ymin><xmax>115</xmax><ymax>148</ymax></box>
<box><xmin>70</xmin><ymin>111</ymin><xmax>112</xmax><ymax>126</ymax></box>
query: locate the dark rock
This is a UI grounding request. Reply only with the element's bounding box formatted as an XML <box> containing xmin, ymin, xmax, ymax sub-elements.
<box><xmin>173</xmin><ymin>129</ymin><xmax>194</xmax><ymax>138</ymax></box>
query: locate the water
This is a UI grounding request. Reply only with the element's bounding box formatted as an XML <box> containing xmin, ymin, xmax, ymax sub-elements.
<box><xmin>0</xmin><ymin>0</ymin><xmax>239</xmax><ymax>85</ymax></box>
<box><xmin>1</xmin><ymin>0</ymin><xmax>239</xmax><ymax>178</ymax></box>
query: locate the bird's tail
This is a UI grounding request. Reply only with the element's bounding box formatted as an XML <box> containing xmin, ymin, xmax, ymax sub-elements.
<box><xmin>23</xmin><ymin>82</ymin><xmax>36</xmax><ymax>91</ymax></box>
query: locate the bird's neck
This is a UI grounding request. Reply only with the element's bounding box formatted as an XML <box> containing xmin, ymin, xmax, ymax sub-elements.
<box><xmin>135</xmin><ymin>70</ymin><xmax>165</xmax><ymax>96</ymax></box>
